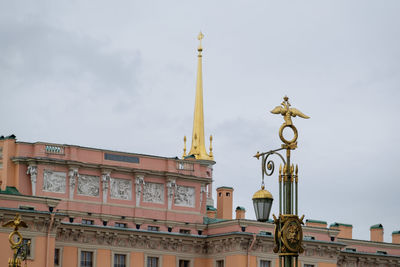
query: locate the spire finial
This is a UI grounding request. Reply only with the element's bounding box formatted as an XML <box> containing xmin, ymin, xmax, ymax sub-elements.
<box><xmin>198</xmin><ymin>31</ymin><xmax>204</xmax><ymax>52</ymax></box>
<box><xmin>182</xmin><ymin>136</ymin><xmax>187</xmax><ymax>158</ymax></box>
<box><xmin>209</xmin><ymin>135</ymin><xmax>213</xmax><ymax>157</ymax></box>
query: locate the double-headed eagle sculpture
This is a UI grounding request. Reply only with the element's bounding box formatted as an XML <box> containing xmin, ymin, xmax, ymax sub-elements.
<box><xmin>271</xmin><ymin>96</ymin><xmax>310</xmax><ymax>126</ymax></box>
<box><xmin>2</xmin><ymin>214</ymin><xmax>28</xmax><ymax>231</ymax></box>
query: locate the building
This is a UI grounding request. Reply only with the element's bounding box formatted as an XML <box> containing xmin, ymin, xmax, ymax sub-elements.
<box><xmin>1</xmin><ymin>34</ymin><xmax>400</xmax><ymax>267</ymax></box>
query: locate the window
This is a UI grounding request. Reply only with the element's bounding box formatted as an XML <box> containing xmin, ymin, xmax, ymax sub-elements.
<box><xmin>22</xmin><ymin>238</ymin><xmax>31</xmax><ymax>258</ymax></box>
<box><xmin>82</xmin><ymin>219</ymin><xmax>94</xmax><ymax>225</ymax></box>
<box><xmin>80</xmin><ymin>251</ymin><xmax>93</xmax><ymax>267</ymax></box>
<box><xmin>179</xmin><ymin>229</ymin><xmax>191</xmax><ymax>234</ymax></box>
<box><xmin>19</xmin><ymin>206</ymin><xmax>35</xmax><ymax>211</ymax></box>
<box><xmin>54</xmin><ymin>248</ymin><xmax>60</xmax><ymax>266</ymax></box>
<box><xmin>216</xmin><ymin>260</ymin><xmax>224</xmax><ymax>267</ymax></box>
<box><xmin>304</xmin><ymin>265</ymin><xmax>315</xmax><ymax>267</ymax></box>
<box><xmin>226</xmin><ymin>192</ymin><xmax>230</xmax><ymax>197</ymax></box>
<box><xmin>114</xmin><ymin>254</ymin><xmax>126</xmax><ymax>267</ymax></box>
<box><xmin>260</xmin><ymin>260</ymin><xmax>271</xmax><ymax>267</ymax></box>
<box><xmin>115</xmin><ymin>222</ymin><xmax>127</xmax><ymax>228</ymax></box>
<box><xmin>148</xmin><ymin>226</ymin><xmax>159</xmax><ymax>231</ymax></box>
<box><xmin>259</xmin><ymin>231</ymin><xmax>272</xmax><ymax>236</ymax></box>
<box><xmin>179</xmin><ymin>260</ymin><xmax>190</xmax><ymax>267</ymax></box>
<box><xmin>147</xmin><ymin>256</ymin><xmax>159</xmax><ymax>267</ymax></box>
<box><xmin>304</xmin><ymin>235</ymin><xmax>315</xmax><ymax>240</ymax></box>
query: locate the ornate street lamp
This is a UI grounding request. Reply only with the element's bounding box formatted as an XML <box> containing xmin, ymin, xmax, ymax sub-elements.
<box><xmin>2</xmin><ymin>214</ymin><xmax>30</xmax><ymax>267</ymax></box>
<box><xmin>253</xmin><ymin>96</ymin><xmax>309</xmax><ymax>267</ymax></box>
<box><xmin>252</xmin><ymin>185</ymin><xmax>273</xmax><ymax>222</ymax></box>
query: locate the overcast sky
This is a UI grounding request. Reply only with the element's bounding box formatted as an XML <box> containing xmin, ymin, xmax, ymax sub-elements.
<box><xmin>1</xmin><ymin>0</ymin><xmax>399</xmax><ymax>241</ymax></box>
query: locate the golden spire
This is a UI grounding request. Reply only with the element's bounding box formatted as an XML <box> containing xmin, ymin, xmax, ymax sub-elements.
<box><xmin>186</xmin><ymin>32</ymin><xmax>213</xmax><ymax>161</ymax></box>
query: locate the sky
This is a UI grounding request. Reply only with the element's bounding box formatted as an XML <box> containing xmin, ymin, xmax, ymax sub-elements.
<box><xmin>0</xmin><ymin>0</ymin><xmax>399</xmax><ymax>241</ymax></box>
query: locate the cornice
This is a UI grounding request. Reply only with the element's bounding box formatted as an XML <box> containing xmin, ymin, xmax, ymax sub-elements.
<box><xmin>12</xmin><ymin>157</ymin><xmax>211</xmax><ymax>183</ymax></box>
<box><xmin>0</xmin><ymin>208</ymin><xmax>66</xmax><ymax>235</ymax></box>
<box><xmin>0</xmin><ymin>193</ymin><xmax>61</xmax><ymax>207</ymax></box>
<box><xmin>337</xmin><ymin>237</ymin><xmax>400</xmax><ymax>249</ymax></box>
<box><xmin>338</xmin><ymin>250</ymin><xmax>400</xmax><ymax>265</ymax></box>
<box><xmin>58</xmin><ymin>210</ymin><xmax>204</xmax><ymax>229</ymax></box>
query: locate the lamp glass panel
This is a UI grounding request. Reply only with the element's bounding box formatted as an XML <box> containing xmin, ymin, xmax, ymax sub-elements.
<box><xmin>253</xmin><ymin>198</ymin><xmax>273</xmax><ymax>222</ymax></box>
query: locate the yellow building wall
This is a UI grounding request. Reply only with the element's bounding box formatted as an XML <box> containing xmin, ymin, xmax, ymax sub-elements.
<box><xmin>131</xmin><ymin>252</ymin><xmax>144</xmax><ymax>267</ymax></box>
<box><xmin>23</xmin><ymin>236</ymin><xmax>48</xmax><ymax>267</ymax></box>
<box><xmin>97</xmin><ymin>249</ymin><xmax>111</xmax><ymax>267</ymax></box>
<box><xmin>249</xmin><ymin>255</ymin><xmax>257</xmax><ymax>267</ymax></box>
<box><xmin>226</xmin><ymin>254</ymin><xmax>247</xmax><ymax>267</ymax></box>
<box><xmin>318</xmin><ymin>263</ymin><xmax>337</xmax><ymax>267</ymax></box>
<box><xmin>163</xmin><ymin>254</ymin><xmax>176</xmax><ymax>267</ymax></box>
<box><xmin>194</xmin><ymin>258</ymin><xmax>213</xmax><ymax>267</ymax></box>
<box><xmin>0</xmin><ymin>232</ymin><xmax>14</xmax><ymax>263</ymax></box>
<box><xmin>63</xmin><ymin>246</ymin><xmax>78</xmax><ymax>267</ymax></box>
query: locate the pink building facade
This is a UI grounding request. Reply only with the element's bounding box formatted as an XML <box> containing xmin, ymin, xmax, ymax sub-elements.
<box><xmin>1</xmin><ymin>136</ymin><xmax>400</xmax><ymax>267</ymax></box>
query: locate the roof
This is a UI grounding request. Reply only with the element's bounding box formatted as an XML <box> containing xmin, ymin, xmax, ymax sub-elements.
<box><xmin>370</xmin><ymin>224</ymin><xmax>383</xmax><ymax>229</ymax></box>
<box><xmin>0</xmin><ymin>186</ymin><xmax>21</xmax><ymax>195</ymax></box>
<box><xmin>306</xmin><ymin>219</ymin><xmax>327</xmax><ymax>225</ymax></box>
<box><xmin>216</xmin><ymin>186</ymin><xmax>233</xmax><ymax>190</ymax></box>
<box><xmin>235</xmin><ymin>206</ymin><xmax>246</xmax><ymax>211</ymax></box>
<box><xmin>203</xmin><ymin>217</ymin><xmax>227</xmax><ymax>224</ymax></box>
<box><xmin>206</xmin><ymin>205</ymin><xmax>217</xmax><ymax>211</ymax></box>
<box><xmin>330</xmin><ymin>222</ymin><xmax>353</xmax><ymax>228</ymax></box>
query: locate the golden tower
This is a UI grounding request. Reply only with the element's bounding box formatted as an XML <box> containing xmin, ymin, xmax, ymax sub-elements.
<box><xmin>183</xmin><ymin>32</ymin><xmax>213</xmax><ymax>161</ymax></box>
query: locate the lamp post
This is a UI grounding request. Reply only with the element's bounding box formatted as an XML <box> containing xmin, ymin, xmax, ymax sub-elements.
<box><xmin>2</xmin><ymin>214</ymin><xmax>30</xmax><ymax>267</ymax></box>
<box><xmin>253</xmin><ymin>96</ymin><xmax>309</xmax><ymax>267</ymax></box>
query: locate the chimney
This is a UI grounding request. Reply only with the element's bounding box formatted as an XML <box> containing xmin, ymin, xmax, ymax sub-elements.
<box><xmin>392</xmin><ymin>231</ymin><xmax>400</xmax><ymax>244</ymax></box>
<box><xmin>329</xmin><ymin>222</ymin><xmax>353</xmax><ymax>239</ymax></box>
<box><xmin>235</xmin><ymin>206</ymin><xmax>246</xmax><ymax>219</ymax></box>
<box><xmin>306</xmin><ymin>219</ymin><xmax>327</xmax><ymax>228</ymax></box>
<box><xmin>206</xmin><ymin>205</ymin><xmax>217</xmax><ymax>218</ymax></box>
<box><xmin>216</xmin><ymin>187</ymin><xmax>233</xmax><ymax>220</ymax></box>
<box><xmin>370</xmin><ymin>224</ymin><xmax>384</xmax><ymax>242</ymax></box>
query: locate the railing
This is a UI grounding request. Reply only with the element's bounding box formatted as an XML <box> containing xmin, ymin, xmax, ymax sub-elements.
<box><xmin>176</xmin><ymin>161</ymin><xmax>194</xmax><ymax>171</ymax></box>
<box><xmin>45</xmin><ymin>145</ymin><xmax>65</xmax><ymax>155</ymax></box>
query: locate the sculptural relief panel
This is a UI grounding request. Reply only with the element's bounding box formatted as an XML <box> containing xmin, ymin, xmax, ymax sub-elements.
<box><xmin>143</xmin><ymin>182</ymin><xmax>164</xmax><ymax>204</ymax></box>
<box><xmin>43</xmin><ymin>170</ymin><xmax>66</xmax><ymax>193</ymax></box>
<box><xmin>77</xmin><ymin>175</ymin><xmax>100</xmax><ymax>197</ymax></box>
<box><xmin>110</xmin><ymin>177</ymin><xmax>132</xmax><ymax>200</ymax></box>
<box><xmin>174</xmin><ymin>185</ymin><xmax>195</xmax><ymax>207</ymax></box>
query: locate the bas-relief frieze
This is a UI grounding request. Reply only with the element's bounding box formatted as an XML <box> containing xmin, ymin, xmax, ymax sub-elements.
<box><xmin>110</xmin><ymin>177</ymin><xmax>132</xmax><ymax>200</ymax></box>
<box><xmin>174</xmin><ymin>185</ymin><xmax>195</xmax><ymax>207</ymax></box>
<box><xmin>77</xmin><ymin>175</ymin><xmax>100</xmax><ymax>197</ymax></box>
<box><xmin>43</xmin><ymin>170</ymin><xmax>66</xmax><ymax>193</ymax></box>
<box><xmin>142</xmin><ymin>182</ymin><xmax>164</xmax><ymax>204</ymax></box>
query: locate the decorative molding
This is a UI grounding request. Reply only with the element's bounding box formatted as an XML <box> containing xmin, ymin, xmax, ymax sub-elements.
<box><xmin>200</xmin><ymin>184</ymin><xmax>206</xmax><ymax>207</ymax></box>
<box><xmin>77</xmin><ymin>175</ymin><xmax>100</xmax><ymax>197</ymax></box>
<box><xmin>175</xmin><ymin>185</ymin><xmax>195</xmax><ymax>208</ymax></box>
<box><xmin>12</xmin><ymin>157</ymin><xmax>212</xmax><ymax>184</ymax></box>
<box><xmin>68</xmin><ymin>168</ymin><xmax>79</xmax><ymax>199</ymax></box>
<box><xmin>110</xmin><ymin>177</ymin><xmax>132</xmax><ymax>201</ymax></box>
<box><xmin>101</xmin><ymin>171</ymin><xmax>111</xmax><ymax>203</ymax></box>
<box><xmin>143</xmin><ymin>182</ymin><xmax>164</xmax><ymax>204</ymax></box>
<box><xmin>26</xmin><ymin>165</ymin><xmax>38</xmax><ymax>196</ymax></box>
<box><xmin>135</xmin><ymin>175</ymin><xmax>145</xmax><ymax>207</ymax></box>
<box><xmin>166</xmin><ymin>178</ymin><xmax>176</xmax><ymax>209</ymax></box>
<box><xmin>43</xmin><ymin>170</ymin><xmax>66</xmax><ymax>193</ymax></box>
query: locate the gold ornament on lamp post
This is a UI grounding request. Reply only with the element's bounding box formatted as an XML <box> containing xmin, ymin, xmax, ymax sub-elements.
<box><xmin>253</xmin><ymin>96</ymin><xmax>309</xmax><ymax>267</ymax></box>
<box><xmin>2</xmin><ymin>214</ymin><xmax>30</xmax><ymax>267</ymax></box>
